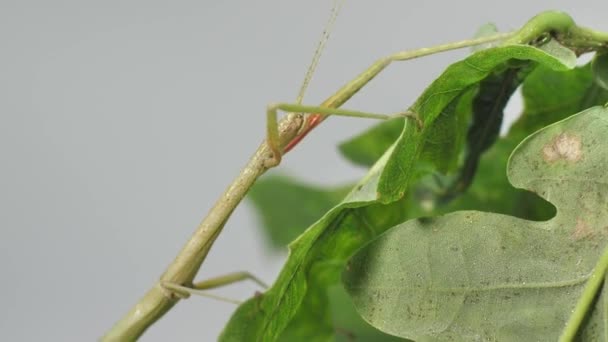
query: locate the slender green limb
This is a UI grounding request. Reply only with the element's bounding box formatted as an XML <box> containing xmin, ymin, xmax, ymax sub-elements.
<box><xmin>388</xmin><ymin>31</ymin><xmax>514</xmax><ymax>61</ymax></box>
<box><xmin>315</xmin><ymin>30</ymin><xmax>517</xmax><ymax>117</ymax></box>
<box><xmin>192</xmin><ymin>271</ymin><xmax>268</xmax><ymax>291</ymax></box>
<box><xmin>559</xmin><ymin>244</ymin><xmax>608</xmax><ymax>342</ymax></box>
<box><xmin>266</xmin><ymin>102</ymin><xmax>419</xmax><ymax>165</ymax></box>
<box><xmin>160</xmin><ymin>271</ymin><xmax>268</xmax><ymax>304</ymax></box>
<box><xmin>271</xmin><ymin>103</ymin><xmax>394</xmax><ymax>121</ymax></box>
<box><xmin>161</xmin><ymin>283</ymin><xmax>242</xmax><ymax>304</ymax></box>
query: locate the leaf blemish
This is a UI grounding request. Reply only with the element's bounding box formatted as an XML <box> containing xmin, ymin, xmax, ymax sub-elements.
<box><xmin>571</xmin><ymin>218</ymin><xmax>594</xmax><ymax>240</ymax></box>
<box><xmin>542</xmin><ymin>133</ymin><xmax>582</xmax><ymax>163</ymax></box>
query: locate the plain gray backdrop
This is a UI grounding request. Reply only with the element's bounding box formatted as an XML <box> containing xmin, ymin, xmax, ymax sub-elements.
<box><xmin>2</xmin><ymin>0</ymin><xmax>607</xmax><ymax>340</ymax></box>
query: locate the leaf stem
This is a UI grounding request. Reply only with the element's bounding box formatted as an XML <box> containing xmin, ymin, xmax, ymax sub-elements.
<box><xmin>559</xmin><ymin>244</ymin><xmax>608</xmax><ymax>342</ymax></box>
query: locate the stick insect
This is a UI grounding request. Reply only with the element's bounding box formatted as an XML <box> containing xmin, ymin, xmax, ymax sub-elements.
<box><xmin>169</xmin><ymin>0</ymin><xmax>508</xmax><ymax>299</ymax></box>
<box><xmin>104</xmin><ymin>1</ymin><xmax>515</xmax><ymax>339</ymax></box>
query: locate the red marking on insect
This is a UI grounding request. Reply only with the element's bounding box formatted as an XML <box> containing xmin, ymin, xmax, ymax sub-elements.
<box><xmin>283</xmin><ymin>113</ymin><xmax>327</xmax><ymax>153</ymax></box>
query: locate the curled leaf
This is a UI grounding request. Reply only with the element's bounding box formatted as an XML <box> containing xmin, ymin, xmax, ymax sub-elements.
<box><xmin>592</xmin><ymin>52</ymin><xmax>608</xmax><ymax>90</ymax></box>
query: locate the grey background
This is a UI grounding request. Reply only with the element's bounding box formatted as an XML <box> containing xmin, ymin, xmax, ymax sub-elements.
<box><xmin>1</xmin><ymin>0</ymin><xmax>606</xmax><ymax>340</ymax></box>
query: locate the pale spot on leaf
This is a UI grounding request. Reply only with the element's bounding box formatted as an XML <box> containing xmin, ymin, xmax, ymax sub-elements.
<box><xmin>542</xmin><ymin>133</ymin><xmax>582</xmax><ymax>163</ymax></box>
<box><xmin>571</xmin><ymin>218</ymin><xmax>593</xmax><ymax>240</ymax></box>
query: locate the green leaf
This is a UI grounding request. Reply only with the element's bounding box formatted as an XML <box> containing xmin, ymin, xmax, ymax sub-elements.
<box><xmin>344</xmin><ymin>106</ymin><xmax>608</xmax><ymax>341</ymax></box>
<box><xmin>536</xmin><ymin>37</ymin><xmax>578</xmax><ymax>68</ymax></box>
<box><xmin>221</xmin><ymin>42</ymin><xmax>575</xmax><ymax>342</ymax></box>
<box><xmin>248</xmin><ymin>174</ymin><xmax>351</xmax><ymax>248</ymax></box>
<box><xmin>443</xmin><ymin>67</ymin><xmax>525</xmax><ymax>197</ymax></box>
<box><xmin>377</xmin><ymin>43</ymin><xmax>574</xmax><ymax>202</ymax></box>
<box><xmin>327</xmin><ymin>286</ymin><xmax>407</xmax><ymax>342</ymax></box>
<box><xmin>275</xmin><ymin>275</ymin><xmax>406</xmax><ymax>341</ymax></box>
<box><xmin>338</xmin><ymin>40</ymin><xmax>575</xmax><ymax>179</ymax></box>
<box><xmin>519</xmin><ymin>64</ymin><xmax>608</xmax><ymax>124</ymax></box>
<box><xmin>592</xmin><ymin>52</ymin><xmax>608</xmax><ymax>90</ymax></box>
<box><xmin>432</xmin><ymin>39</ymin><xmax>575</xmax><ymax>200</ymax></box>
<box><xmin>249</xmin><ymin>176</ymin><xmax>403</xmax><ymax>340</ymax></box>
<box><xmin>338</xmin><ymin>118</ymin><xmax>404</xmax><ymax>168</ymax></box>
<box><xmin>437</xmin><ymin>63</ymin><xmax>608</xmax><ymax>218</ymax></box>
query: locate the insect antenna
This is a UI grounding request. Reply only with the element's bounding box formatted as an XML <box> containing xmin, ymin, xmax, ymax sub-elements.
<box><xmin>295</xmin><ymin>0</ymin><xmax>346</xmax><ymax>105</ymax></box>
